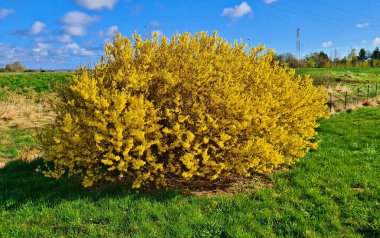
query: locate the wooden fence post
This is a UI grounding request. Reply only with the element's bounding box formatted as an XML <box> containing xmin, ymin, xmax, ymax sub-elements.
<box><xmin>367</xmin><ymin>85</ymin><xmax>370</xmax><ymax>102</ymax></box>
<box><xmin>344</xmin><ymin>91</ymin><xmax>348</xmax><ymax>107</ymax></box>
<box><xmin>357</xmin><ymin>88</ymin><xmax>360</xmax><ymax>104</ymax></box>
<box><xmin>329</xmin><ymin>93</ymin><xmax>333</xmax><ymax>112</ymax></box>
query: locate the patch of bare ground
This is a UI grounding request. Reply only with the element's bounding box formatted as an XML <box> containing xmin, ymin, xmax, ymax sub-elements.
<box><xmin>353</xmin><ymin>187</ymin><xmax>365</xmax><ymax>192</ymax></box>
<box><xmin>332</xmin><ymin>97</ymin><xmax>379</xmax><ymax>114</ymax></box>
<box><xmin>0</xmin><ymin>92</ymin><xmax>56</xmax><ymax>130</ymax></box>
<box><xmin>0</xmin><ymin>92</ymin><xmax>53</xmax><ymax>164</ymax></box>
<box><xmin>18</xmin><ymin>148</ymin><xmax>41</xmax><ymax>162</ymax></box>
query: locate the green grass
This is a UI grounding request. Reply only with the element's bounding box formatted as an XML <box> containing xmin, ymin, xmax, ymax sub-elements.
<box><xmin>0</xmin><ymin>128</ymin><xmax>37</xmax><ymax>162</ymax></box>
<box><xmin>0</xmin><ymin>106</ymin><xmax>379</xmax><ymax>237</ymax></box>
<box><xmin>296</xmin><ymin>68</ymin><xmax>380</xmax><ymax>88</ymax></box>
<box><xmin>0</xmin><ymin>72</ymin><xmax>72</xmax><ymax>99</ymax></box>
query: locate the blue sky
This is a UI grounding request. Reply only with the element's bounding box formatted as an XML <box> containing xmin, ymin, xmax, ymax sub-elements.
<box><xmin>1</xmin><ymin>0</ymin><xmax>380</xmax><ymax>69</ymax></box>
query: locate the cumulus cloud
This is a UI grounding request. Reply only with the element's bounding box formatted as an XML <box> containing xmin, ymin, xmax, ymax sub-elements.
<box><xmin>263</xmin><ymin>0</ymin><xmax>277</xmax><ymax>4</ymax></box>
<box><xmin>150</xmin><ymin>21</ymin><xmax>160</xmax><ymax>27</ymax></box>
<box><xmin>75</xmin><ymin>0</ymin><xmax>118</xmax><ymax>10</ymax></box>
<box><xmin>322</xmin><ymin>41</ymin><xmax>333</xmax><ymax>48</ymax></box>
<box><xmin>58</xmin><ymin>34</ymin><xmax>73</xmax><ymax>43</ymax></box>
<box><xmin>31</xmin><ymin>40</ymin><xmax>95</xmax><ymax>58</ymax></box>
<box><xmin>32</xmin><ymin>43</ymin><xmax>51</xmax><ymax>56</ymax></box>
<box><xmin>28</xmin><ymin>21</ymin><xmax>46</xmax><ymax>35</ymax></box>
<box><xmin>14</xmin><ymin>21</ymin><xmax>46</xmax><ymax>36</ymax></box>
<box><xmin>222</xmin><ymin>2</ymin><xmax>252</xmax><ymax>18</ymax></box>
<box><xmin>63</xmin><ymin>42</ymin><xmax>94</xmax><ymax>56</ymax></box>
<box><xmin>0</xmin><ymin>40</ymin><xmax>98</xmax><ymax>69</ymax></box>
<box><xmin>356</xmin><ymin>22</ymin><xmax>369</xmax><ymax>28</ymax></box>
<box><xmin>60</xmin><ymin>11</ymin><xmax>99</xmax><ymax>36</ymax></box>
<box><xmin>362</xmin><ymin>38</ymin><xmax>380</xmax><ymax>47</ymax></box>
<box><xmin>0</xmin><ymin>43</ymin><xmax>21</xmax><ymax>61</ymax></box>
<box><xmin>0</xmin><ymin>9</ymin><xmax>14</xmax><ymax>19</ymax></box>
<box><xmin>99</xmin><ymin>25</ymin><xmax>119</xmax><ymax>37</ymax></box>
<box><xmin>372</xmin><ymin>38</ymin><xmax>380</xmax><ymax>46</ymax></box>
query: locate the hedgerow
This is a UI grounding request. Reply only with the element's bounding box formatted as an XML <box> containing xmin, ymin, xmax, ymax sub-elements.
<box><xmin>40</xmin><ymin>32</ymin><xmax>328</xmax><ymax>188</ymax></box>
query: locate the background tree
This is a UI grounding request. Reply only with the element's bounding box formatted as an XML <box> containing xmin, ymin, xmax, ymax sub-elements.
<box><xmin>305</xmin><ymin>51</ymin><xmax>330</xmax><ymax>68</ymax></box>
<box><xmin>2</xmin><ymin>61</ymin><xmax>27</xmax><ymax>72</ymax></box>
<box><xmin>347</xmin><ymin>48</ymin><xmax>358</xmax><ymax>67</ymax></box>
<box><xmin>274</xmin><ymin>53</ymin><xmax>303</xmax><ymax>68</ymax></box>
<box><xmin>358</xmin><ymin>48</ymin><xmax>367</xmax><ymax>62</ymax></box>
<box><xmin>372</xmin><ymin>47</ymin><xmax>380</xmax><ymax>60</ymax></box>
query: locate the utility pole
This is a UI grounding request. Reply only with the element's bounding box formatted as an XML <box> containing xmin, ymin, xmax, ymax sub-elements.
<box><xmin>296</xmin><ymin>28</ymin><xmax>301</xmax><ymax>60</ymax></box>
<box><xmin>301</xmin><ymin>43</ymin><xmax>304</xmax><ymax>68</ymax></box>
<box><xmin>144</xmin><ymin>25</ymin><xmax>148</xmax><ymax>39</ymax></box>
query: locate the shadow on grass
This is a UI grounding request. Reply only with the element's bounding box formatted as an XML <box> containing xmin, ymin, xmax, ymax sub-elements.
<box><xmin>0</xmin><ymin>159</ymin><xmax>180</xmax><ymax>211</ymax></box>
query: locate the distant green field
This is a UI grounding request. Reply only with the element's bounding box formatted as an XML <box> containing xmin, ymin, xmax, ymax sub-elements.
<box><xmin>0</xmin><ymin>72</ymin><xmax>72</xmax><ymax>97</ymax></box>
<box><xmin>296</xmin><ymin>68</ymin><xmax>380</xmax><ymax>85</ymax></box>
<box><xmin>0</xmin><ymin>107</ymin><xmax>379</xmax><ymax>237</ymax></box>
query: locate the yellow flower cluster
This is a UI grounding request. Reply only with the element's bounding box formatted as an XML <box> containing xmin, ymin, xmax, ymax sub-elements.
<box><xmin>40</xmin><ymin>32</ymin><xmax>328</xmax><ymax>188</ymax></box>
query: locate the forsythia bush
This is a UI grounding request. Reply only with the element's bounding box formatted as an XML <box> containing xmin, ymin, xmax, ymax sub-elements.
<box><xmin>40</xmin><ymin>32</ymin><xmax>328</xmax><ymax>188</ymax></box>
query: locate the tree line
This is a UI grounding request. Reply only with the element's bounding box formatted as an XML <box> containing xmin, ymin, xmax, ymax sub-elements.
<box><xmin>275</xmin><ymin>47</ymin><xmax>380</xmax><ymax>68</ymax></box>
<box><xmin>0</xmin><ymin>61</ymin><xmax>28</xmax><ymax>72</ymax></box>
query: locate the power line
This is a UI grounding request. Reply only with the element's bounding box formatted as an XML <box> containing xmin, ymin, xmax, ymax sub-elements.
<box><xmin>312</xmin><ymin>0</ymin><xmax>369</xmax><ymax>20</ymax></box>
<box><xmin>259</xmin><ymin>1</ymin><xmax>380</xmax><ymax>32</ymax></box>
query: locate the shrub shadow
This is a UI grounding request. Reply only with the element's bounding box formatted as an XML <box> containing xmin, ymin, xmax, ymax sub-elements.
<box><xmin>0</xmin><ymin>159</ymin><xmax>180</xmax><ymax>211</ymax></box>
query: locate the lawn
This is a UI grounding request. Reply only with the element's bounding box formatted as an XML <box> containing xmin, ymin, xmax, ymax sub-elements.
<box><xmin>296</xmin><ymin>68</ymin><xmax>380</xmax><ymax>84</ymax></box>
<box><xmin>296</xmin><ymin>68</ymin><xmax>380</xmax><ymax>110</ymax></box>
<box><xmin>0</xmin><ymin>72</ymin><xmax>72</xmax><ymax>101</ymax></box>
<box><xmin>0</xmin><ymin>106</ymin><xmax>379</xmax><ymax>237</ymax></box>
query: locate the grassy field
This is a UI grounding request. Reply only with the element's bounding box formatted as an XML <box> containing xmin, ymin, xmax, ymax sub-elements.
<box><xmin>0</xmin><ymin>106</ymin><xmax>379</xmax><ymax>237</ymax></box>
<box><xmin>0</xmin><ymin>73</ymin><xmax>69</xmax><ymax>162</ymax></box>
<box><xmin>0</xmin><ymin>72</ymin><xmax>72</xmax><ymax>102</ymax></box>
<box><xmin>0</xmin><ymin>71</ymin><xmax>379</xmax><ymax>237</ymax></box>
<box><xmin>296</xmin><ymin>68</ymin><xmax>380</xmax><ymax>85</ymax></box>
<box><xmin>296</xmin><ymin>68</ymin><xmax>380</xmax><ymax>111</ymax></box>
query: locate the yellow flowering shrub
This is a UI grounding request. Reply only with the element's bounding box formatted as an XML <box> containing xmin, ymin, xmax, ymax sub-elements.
<box><xmin>40</xmin><ymin>32</ymin><xmax>328</xmax><ymax>188</ymax></box>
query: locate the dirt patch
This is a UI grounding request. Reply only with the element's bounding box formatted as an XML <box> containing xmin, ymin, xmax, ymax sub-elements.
<box><xmin>0</xmin><ymin>92</ymin><xmax>56</xmax><ymax>130</ymax></box>
<box><xmin>18</xmin><ymin>148</ymin><xmax>41</xmax><ymax>162</ymax></box>
<box><xmin>0</xmin><ymin>162</ymin><xmax>5</xmax><ymax>168</ymax></box>
<box><xmin>353</xmin><ymin>187</ymin><xmax>365</xmax><ymax>192</ymax></box>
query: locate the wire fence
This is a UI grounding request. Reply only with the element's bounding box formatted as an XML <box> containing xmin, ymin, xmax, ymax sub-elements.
<box><xmin>327</xmin><ymin>83</ymin><xmax>379</xmax><ymax>113</ymax></box>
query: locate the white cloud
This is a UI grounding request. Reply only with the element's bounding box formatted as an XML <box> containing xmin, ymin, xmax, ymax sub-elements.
<box><xmin>58</xmin><ymin>34</ymin><xmax>73</xmax><ymax>43</ymax></box>
<box><xmin>0</xmin><ymin>9</ymin><xmax>14</xmax><ymax>19</ymax></box>
<box><xmin>63</xmin><ymin>43</ymin><xmax>94</xmax><ymax>56</ymax></box>
<box><xmin>106</xmin><ymin>25</ymin><xmax>119</xmax><ymax>35</ymax></box>
<box><xmin>64</xmin><ymin>26</ymin><xmax>87</xmax><ymax>36</ymax></box>
<box><xmin>222</xmin><ymin>1</ymin><xmax>252</xmax><ymax>18</ymax></box>
<box><xmin>98</xmin><ymin>25</ymin><xmax>119</xmax><ymax>40</ymax></box>
<box><xmin>0</xmin><ymin>40</ymin><xmax>97</xmax><ymax>69</ymax></box>
<box><xmin>32</xmin><ymin>41</ymin><xmax>95</xmax><ymax>58</ymax></box>
<box><xmin>372</xmin><ymin>38</ymin><xmax>380</xmax><ymax>46</ymax></box>
<box><xmin>1</xmin><ymin>45</ymin><xmax>25</xmax><ymax>62</ymax></box>
<box><xmin>150</xmin><ymin>21</ymin><xmax>160</xmax><ymax>27</ymax></box>
<box><xmin>322</xmin><ymin>41</ymin><xmax>333</xmax><ymax>48</ymax></box>
<box><xmin>28</xmin><ymin>21</ymin><xmax>46</xmax><ymax>35</ymax></box>
<box><xmin>362</xmin><ymin>38</ymin><xmax>380</xmax><ymax>47</ymax></box>
<box><xmin>75</xmin><ymin>0</ymin><xmax>118</xmax><ymax>10</ymax></box>
<box><xmin>60</xmin><ymin>11</ymin><xmax>99</xmax><ymax>36</ymax></box>
<box><xmin>263</xmin><ymin>0</ymin><xmax>277</xmax><ymax>4</ymax></box>
<box><xmin>356</xmin><ymin>22</ymin><xmax>369</xmax><ymax>28</ymax></box>
<box><xmin>32</xmin><ymin>43</ymin><xmax>51</xmax><ymax>56</ymax></box>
